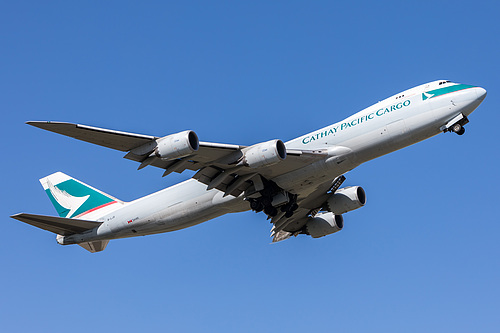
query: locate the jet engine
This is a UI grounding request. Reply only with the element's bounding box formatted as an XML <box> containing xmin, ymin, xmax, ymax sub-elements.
<box><xmin>305</xmin><ymin>212</ymin><xmax>344</xmax><ymax>238</ymax></box>
<box><xmin>154</xmin><ymin>130</ymin><xmax>199</xmax><ymax>160</ymax></box>
<box><xmin>240</xmin><ymin>139</ymin><xmax>287</xmax><ymax>168</ymax></box>
<box><xmin>326</xmin><ymin>186</ymin><xmax>366</xmax><ymax>215</ymax></box>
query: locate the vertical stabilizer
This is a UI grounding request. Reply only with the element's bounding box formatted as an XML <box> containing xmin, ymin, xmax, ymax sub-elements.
<box><xmin>40</xmin><ymin>172</ymin><xmax>124</xmax><ymax>220</ymax></box>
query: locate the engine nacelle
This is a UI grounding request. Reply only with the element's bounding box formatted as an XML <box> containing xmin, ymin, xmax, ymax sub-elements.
<box><xmin>154</xmin><ymin>130</ymin><xmax>199</xmax><ymax>160</ymax></box>
<box><xmin>305</xmin><ymin>212</ymin><xmax>344</xmax><ymax>238</ymax></box>
<box><xmin>326</xmin><ymin>186</ymin><xmax>366</xmax><ymax>215</ymax></box>
<box><xmin>240</xmin><ymin>139</ymin><xmax>287</xmax><ymax>168</ymax></box>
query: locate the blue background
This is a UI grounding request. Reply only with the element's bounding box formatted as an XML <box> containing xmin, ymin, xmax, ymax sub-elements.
<box><xmin>1</xmin><ymin>1</ymin><xmax>499</xmax><ymax>332</ymax></box>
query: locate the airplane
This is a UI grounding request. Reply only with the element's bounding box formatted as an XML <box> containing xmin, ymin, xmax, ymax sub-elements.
<box><xmin>11</xmin><ymin>80</ymin><xmax>487</xmax><ymax>253</ymax></box>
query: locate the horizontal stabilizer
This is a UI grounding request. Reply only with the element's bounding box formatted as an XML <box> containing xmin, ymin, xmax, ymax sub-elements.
<box><xmin>10</xmin><ymin>213</ymin><xmax>101</xmax><ymax>236</ymax></box>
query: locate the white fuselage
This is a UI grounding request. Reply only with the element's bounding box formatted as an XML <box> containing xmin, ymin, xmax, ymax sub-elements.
<box><xmin>61</xmin><ymin>81</ymin><xmax>486</xmax><ymax>245</ymax></box>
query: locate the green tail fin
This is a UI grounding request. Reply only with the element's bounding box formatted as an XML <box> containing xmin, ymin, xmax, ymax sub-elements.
<box><xmin>39</xmin><ymin>172</ymin><xmax>123</xmax><ymax>219</ymax></box>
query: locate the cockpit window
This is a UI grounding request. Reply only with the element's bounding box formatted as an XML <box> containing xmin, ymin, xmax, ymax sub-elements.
<box><xmin>439</xmin><ymin>80</ymin><xmax>451</xmax><ymax>85</ymax></box>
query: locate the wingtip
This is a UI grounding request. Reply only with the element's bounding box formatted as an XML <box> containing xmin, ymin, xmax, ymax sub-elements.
<box><xmin>26</xmin><ymin>121</ymin><xmax>50</xmax><ymax>128</ymax></box>
<box><xmin>26</xmin><ymin>121</ymin><xmax>72</xmax><ymax>127</ymax></box>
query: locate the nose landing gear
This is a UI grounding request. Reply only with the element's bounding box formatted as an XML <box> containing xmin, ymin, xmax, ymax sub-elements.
<box><xmin>441</xmin><ymin>114</ymin><xmax>469</xmax><ymax>136</ymax></box>
<box><xmin>451</xmin><ymin>123</ymin><xmax>466</xmax><ymax>136</ymax></box>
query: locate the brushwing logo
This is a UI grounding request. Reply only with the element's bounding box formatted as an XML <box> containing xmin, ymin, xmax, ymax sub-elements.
<box><xmin>47</xmin><ymin>180</ymin><xmax>90</xmax><ymax>218</ymax></box>
<box><xmin>422</xmin><ymin>92</ymin><xmax>435</xmax><ymax>100</ymax></box>
<box><xmin>422</xmin><ymin>84</ymin><xmax>475</xmax><ymax>101</ymax></box>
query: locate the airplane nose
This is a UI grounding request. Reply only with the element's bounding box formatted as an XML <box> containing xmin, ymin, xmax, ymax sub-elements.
<box><xmin>475</xmin><ymin>87</ymin><xmax>487</xmax><ymax>102</ymax></box>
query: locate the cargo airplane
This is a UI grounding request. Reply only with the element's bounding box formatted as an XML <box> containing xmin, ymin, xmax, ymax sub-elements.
<box><xmin>11</xmin><ymin>80</ymin><xmax>487</xmax><ymax>252</ymax></box>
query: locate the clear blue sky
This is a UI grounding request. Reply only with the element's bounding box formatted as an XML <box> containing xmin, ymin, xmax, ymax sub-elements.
<box><xmin>1</xmin><ymin>1</ymin><xmax>499</xmax><ymax>332</ymax></box>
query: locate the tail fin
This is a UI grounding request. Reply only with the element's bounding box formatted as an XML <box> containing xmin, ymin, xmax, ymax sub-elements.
<box><xmin>40</xmin><ymin>172</ymin><xmax>124</xmax><ymax>220</ymax></box>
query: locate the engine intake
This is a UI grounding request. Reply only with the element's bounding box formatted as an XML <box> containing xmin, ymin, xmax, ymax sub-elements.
<box><xmin>154</xmin><ymin>130</ymin><xmax>199</xmax><ymax>160</ymax></box>
<box><xmin>326</xmin><ymin>186</ymin><xmax>366</xmax><ymax>215</ymax></box>
<box><xmin>240</xmin><ymin>139</ymin><xmax>286</xmax><ymax>168</ymax></box>
<box><xmin>305</xmin><ymin>212</ymin><xmax>344</xmax><ymax>238</ymax></box>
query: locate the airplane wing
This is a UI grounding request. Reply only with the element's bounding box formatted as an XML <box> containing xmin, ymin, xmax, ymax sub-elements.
<box><xmin>27</xmin><ymin>121</ymin><xmax>158</xmax><ymax>151</ymax></box>
<box><xmin>28</xmin><ymin>121</ymin><xmax>329</xmax><ymax>197</ymax></box>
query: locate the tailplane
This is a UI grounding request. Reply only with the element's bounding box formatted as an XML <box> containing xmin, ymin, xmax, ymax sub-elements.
<box><xmin>10</xmin><ymin>213</ymin><xmax>109</xmax><ymax>253</ymax></box>
<box><xmin>10</xmin><ymin>172</ymin><xmax>124</xmax><ymax>253</ymax></box>
<box><xmin>11</xmin><ymin>213</ymin><xmax>101</xmax><ymax>235</ymax></box>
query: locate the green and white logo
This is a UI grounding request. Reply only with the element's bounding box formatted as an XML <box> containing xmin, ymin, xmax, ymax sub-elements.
<box><xmin>422</xmin><ymin>84</ymin><xmax>475</xmax><ymax>101</ymax></box>
<box><xmin>45</xmin><ymin>178</ymin><xmax>114</xmax><ymax>218</ymax></box>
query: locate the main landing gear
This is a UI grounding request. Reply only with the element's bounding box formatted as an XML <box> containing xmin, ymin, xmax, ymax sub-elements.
<box><xmin>247</xmin><ymin>178</ymin><xmax>298</xmax><ymax>219</ymax></box>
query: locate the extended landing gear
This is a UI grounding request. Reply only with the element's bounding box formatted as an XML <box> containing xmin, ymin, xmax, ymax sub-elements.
<box><xmin>451</xmin><ymin>123</ymin><xmax>465</xmax><ymax>136</ymax></box>
<box><xmin>441</xmin><ymin>114</ymin><xmax>468</xmax><ymax>136</ymax></box>
<box><xmin>264</xmin><ymin>206</ymin><xmax>278</xmax><ymax>217</ymax></box>
<box><xmin>249</xmin><ymin>194</ymin><xmax>297</xmax><ymax>218</ymax></box>
<box><xmin>249</xmin><ymin>200</ymin><xmax>264</xmax><ymax>212</ymax></box>
<box><xmin>280</xmin><ymin>201</ymin><xmax>298</xmax><ymax>218</ymax></box>
<box><xmin>247</xmin><ymin>178</ymin><xmax>298</xmax><ymax>218</ymax></box>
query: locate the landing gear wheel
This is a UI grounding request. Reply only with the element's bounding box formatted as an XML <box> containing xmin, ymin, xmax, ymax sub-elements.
<box><xmin>264</xmin><ymin>206</ymin><xmax>278</xmax><ymax>217</ymax></box>
<box><xmin>250</xmin><ymin>200</ymin><xmax>264</xmax><ymax>212</ymax></box>
<box><xmin>260</xmin><ymin>197</ymin><xmax>271</xmax><ymax>206</ymax></box>
<box><xmin>451</xmin><ymin>123</ymin><xmax>465</xmax><ymax>135</ymax></box>
<box><xmin>250</xmin><ymin>200</ymin><xmax>259</xmax><ymax>210</ymax></box>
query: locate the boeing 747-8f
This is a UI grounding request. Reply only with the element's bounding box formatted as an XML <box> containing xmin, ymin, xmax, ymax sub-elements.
<box><xmin>11</xmin><ymin>80</ymin><xmax>486</xmax><ymax>252</ymax></box>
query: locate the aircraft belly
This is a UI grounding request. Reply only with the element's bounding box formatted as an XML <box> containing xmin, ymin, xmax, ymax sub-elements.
<box><xmin>129</xmin><ymin>190</ymin><xmax>247</xmax><ymax>235</ymax></box>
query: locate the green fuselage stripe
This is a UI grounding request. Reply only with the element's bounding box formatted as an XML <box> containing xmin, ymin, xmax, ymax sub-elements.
<box><xmin>423</xmin><ymin>84</ymin><xmax>475</xmax><ymax>100</ymax></box>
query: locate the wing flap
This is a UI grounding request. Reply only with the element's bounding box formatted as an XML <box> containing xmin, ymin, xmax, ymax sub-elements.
<box><xmin>11</xmin><ymin>213</ymin><xmax>102</xmax><ymax>236</ymax></box>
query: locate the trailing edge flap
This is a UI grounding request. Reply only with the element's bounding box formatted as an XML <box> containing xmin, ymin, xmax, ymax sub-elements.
<box><xmin>10</xmin><ymin>213</ymin><xmax>101</xmax><ymax>236</ymax></box>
